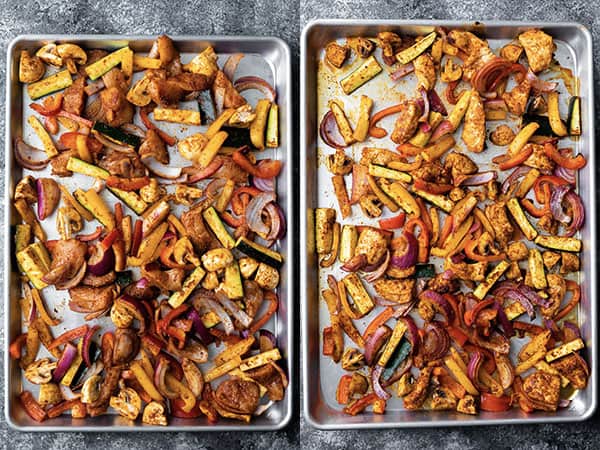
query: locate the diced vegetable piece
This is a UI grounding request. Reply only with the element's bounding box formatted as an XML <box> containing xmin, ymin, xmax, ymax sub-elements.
<box><xmin>367</xmin><ymin>175</ymin><xmax>399</xmax><ymax>213</ymax></box>
<box><xmin>447</xmin><ymin>90</ymin><xmax>472</xmax><ymax>130</ymax></box>
<box><xmin>121</xmin><ymin>48</ymin><xmax>133</xmax><ymax>81</ymax></box>
<box><xmin>368</xmin><ymin>163</ymin><xmax>411</xmax><ymax>183</ymax></box>
<box><xmin>168</xmin><ymin>266</ymin><xmax>206</xmax><ymax>308</ymax></box>
<box><xmin>352</xmin><ymin>95</ymin><xmax>374</xmax><ymax>142</ymax></box>
<box><xmin>473</xmin><ymin>260</ymin><xmax>510</xmax><ymax>300</ymax></box>
<box><xmin>27</xmin><ymin>69</ymin><xmax>72</xmax><ymax>100</ymax></box>
<box><xmin>379</xmin><ymin>181</ymin><xmax>420</xmax><ymax>216</ymax></box>
<box><xmin>92</xmin><ymin>122</ymin><xmax>141</xmax><ymax>149</ymax></box>
<box><xmin>27</xmin><ymin>116</ymin><xmax>58</xmax><ymax>157</ymax></box>
<box><xmin>508</xmin><ymin>122</ymin><xmax>539</xmax><ymax>156</ymax></box>
<box><xmin>507</xmin><ymin>198</ymin><xmax>538</xmax><ymax>241</ymax></box>
<box><xmin>340</xmin><ymin>56</ymin><xmax>382</xmax><ymax>95</ymax></box>
<box><xmin>568</xmin><ymin>96</ymin><xmax>582</xmax><ymax>136</ymax></box>
<box><xmin>107</xmin><ymin>187</ymin><xmax>148</xmax><ymax>215</ymax></box>
<box><xmin>214</xmin><ymin>337</ymin><xmax>256</xmax><ymax>366</ymax></box>
<box><xmin>16</xmin><ymin>242</ymin><xmax>51</xmax><ymax>289</ymax></box>
<box><xmin>534</xmin><ymin>235</ymin><xmax>582</xmax><ymax>253</ymax></box>
<box><xmin>74</xmin><ymin>189</ymin><xmax>115</xmax><ymax>230</ymax></box>
<box><xmin>545</xmin><ymin>338</ymin><xmax>585</xmax><ymax>363</ymax></box>
<box><xmin>204</xmin><ymin>356</ymin><xmax>242</xmax><ymax>382</ymax></box>
<box><xmin>133</xmin><ymin>54</ymin><xmax>162</xmax><ymax>70</ymax></box>
<box><xmin>203</xmin><ymin>206</ymin><xmax>235</xmax><ymax>249</ymax></box>
<box><xmin>328</xmin><ymin>100</ymin><xmax>355</xmax><ymax>145</ymax></box>
<box><xmin>235</xmin><ymin>236</ymin><xmax>283</xmax><ymax>269</ymax></box>
<box><xmin>315</xmin><ymin>208</ymin><xmax>336</xmax><ymax>254</ymax></box>
<box><xmin>85</xmin><ymin>46</ymin><xmax>130</xmax><ymax>80</ymax></box>
<box><xmin>378</xmin><ymin>320</ymin><xmax>407</xmax><ymax>367</ymax></box>
<box><xmin>153</xmin><ymin>107</ymin><xmax>201</xmax><ymax>125</ymax></box>
<box><xmin>266</xmin><ymin>103</ymin><xmax>279</xmax><ymax>148</ymax></box>
<box><xmin>528</xmin><ymin>248</ymin><xmax>547</xmax><ymax>289</ymax></box>
<box><xmin>412</xmin><ymin>188</ymin><xmax>454</xmax><ymax>213</ymax></box>
<box><xmin>547</xmin><ymin>91</ymin><xmax>568</xmax><ymax>137</ymax></box>
<box><xmin>66</xmin><ymin>157</ymin><xmax>110</xmax><ymax>180</ymax></box>
<box><xmin>250</xmin><ymin>99</ymin><xmax>271</xmax><ymax>150</ymax></box>
<box><xmin>396</xmin><ymin>32</ymin><xmax>437</xmax><ymax>65</ymax></box>
<box><xmin>339</xmin><ymin>225</ymin><xmax>358</xmax><ymax>263</ymax></box>
<box><xmin>15</xmin><ymin>224</ymin><xmax>32</xmax><ymax>253</ymax></box>
<box><xmin>534</xmin><ymin>361</ymin><xmax>570</xmax><ymax>387</ymax></box>
<box><xmin>515</xmin><ymin>348</ymin><xmax>545</xmax><ymax>375</ymax></box>
<box><xmin>414</xmin><ymin>264</ymin><xmax>435</xmax><ymax>279</ymax></box>
<box><xmin>342</xmin><ymin>273</ymin><xmax>375</xmax><ymax>317</ymax></box>
<box><xmin>514</xmin><ymin>169</ymin><xmax>540</xmax><ymax>198</ymax></box>
<box><xmin>410</xmin><ymin>111</ymin><xmax>443</xmax><ymax>147</ymax></box>
<box><xmin>239</xmin><ymin>348</ymin><xmax>281</xmax><ymax>372</ymax></box>
<box><xmin>136</xmin><ymin>222</ymin><xmax>167</xmax><ymax>263</ymax></box>
<box><xmin>223</xmin><ymin>262</ymin><xmax>244</xmax><ymax>299</ymax></box>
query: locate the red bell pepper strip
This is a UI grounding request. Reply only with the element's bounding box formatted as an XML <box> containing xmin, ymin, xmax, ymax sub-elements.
<box><xmin>232</xmin><ymin>148</ymin><xmax>282</xmax><ymax>178</ymax></box>
<box><xmin>368</xmin><ymin>104</ymin><xmax>404</xmax><ymax>138</ymax></box>
<box><xmin>362</xmin><ymin>307</ymin><xmax>394</xmax><ymax>340</ymax></box>
<box><xmin>114</xmin><ymin>202</ymin><xmax>123</xmax><ymax>224</ymax></box>
<box><xmin>130</xmin><ymin>219</ymin><xmax>143</xmax><ymax>256</ymax></box>
<box><xmin>220</xmin><ymin>211</ymin><xmax>245</xmax><ymax>228</ymax></box>
<box><xmin>9</xmin><ymin>334</ymin><xmax>27</xmax><ymax>359</ymax></box>
<box><xmin>533</xmin><ymin>175</ymin><xmax>569</xmax><ymax>203</ymax></box>
<box><xmin>101</xmin><ymin>228</ymin><xmax>121</xmax><ymax>251</ymax></box>
<box><xmin>413</xmin><ymin>178</ymin><xmax>453</xmax><ymax>194</ymax></box>
<box><xmin>336</xmin><ymin>374</ymin><xmax>353</xmax><ymax>405</ymax></box>
<box><xmin>171</xmin><ymin>397</ymin><xmax>203</xmax><ymax>418</ymax></box>
<box><xmin>544</xmin><ymin>143</ymin><xmax>586</xmax><ymax>170</ymax></box>
<box><xmin>20</xmin><ymin>391</ymin><xmax>47</xmax><ymax>422</ymax></box>
<box><xmin>447</xmin><ymin>326</ymin><xmax>469</xmax><ymax>347</ymax></box>
<box><xmin>59</xmin><ymin>132</ymin><xmax>103</xmax><ymax>153</ymax></box>
<box><xmin>554</xmin><ymin>280</ymin><xmax>581</xmax><ymax>321</ymax></box>
<box><xmin>166</xmin><ymin>326</ymin><xmax>187</xmax><ymax>349</ymax></box>
<box><xmin>159</xmin><ymin>239</ymin><xmax>189</xmax><ymax>270</ymax></box>
<box><xmin>140</xmin><ymin>107</ymin><xmax>177</xmax><ymax>146</ymax></box>
<box><xmin>496</xmin><ymin>146</ymin><xmax>533</xmax><ymax>170</ymax></box>
<box><xmin>158</xmin><ymin>304</ymin><xmax>190</xmax><ymax>334</ymax></box>
<box><xmin>30</xmin><ymin>93</ymin><xmax>63</xmax><ymax>116</ymax></box>
<box><xmin>480</xmin><ymin>393</ymin><xmax>512</xmax><ymax>412</ymax></box>
<box><xmin>464</xmin><ymin>299</ymin><xmax>495</xmax><ymax>327</ymax></box>
<box><xmin>404</xmin><ymin>218</ymin><xmax>430</xmax><ymax>263</ymax></box>
<box><xmin>47</xmin><ymin>324</ymin><xmax>89</xmax><ymax>350</ymax></box>
<box><xmin>106</xmin><ymin>175</ymin><xmax>150</xmax><ymax>191</ymax></box>
<box><xmin>343</xmin><ymin>393</ymin><xmax>382</xmax><ymax>415</ymax></box>
<box><xmin>141</xmin><ymin>334</ymin><xmax>165</xmax><ymax>357</ymax></box>
<box><xmin>521</xmin><ymin>199</ymin><xmax>548</xmax><ymax>218</ymax></box>
<box><xmin>248</xmin><ymin>291</ymin><xmax>279</xmax><ymax>334</ymax></box>
<box><xmin>378</xmin><ymin>212</ymin><xmax>406</xmax><ymax>230</ymax></box>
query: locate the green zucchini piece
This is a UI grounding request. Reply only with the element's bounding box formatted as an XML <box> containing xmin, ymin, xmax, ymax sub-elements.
<box><xmin>224</xmin><ymin>262</ymin><xmax>244</xmax><ymax>299</ymax></box>
<box><xmin>85</xmin><ymin>47</ymin><xmax>130</xmax><ymax>80</ymax></box>
<box><xmin>107</xmin><ymin>187</ymin><xmax>148</xmax><ymax>215</ymax></box>
<box><xmin>203</xmin><ymin>207</ymin><xmax>235</xmax><ymax>249</ymax></box>
<box><xmin>340</xmin><ymin>55</ymin><xmax>382</xmax><ymax>95</ymax></box>
<box><xmin>235</xmin><ymin>237</ymin><xmax>283</xmax><ymax>269</ymax></box>
<box><xmin>568</xmin><ymin>96</ymin><xmax>582</xmax><ymax>136</ymax></box>
<box><xmin>522</xmin><ymin>114</ymin><xmax>556</xmax><ymax>137</ymax></box>
<box><xmin>27</xmin><ymin>69</ymin><xmax>72</xmax><ymax>100</ymax></box>
<box><xmin>92</xmin><ymin>122</ymin><xmax>141</xmax><ymax>149</ymax></box>
<box><xmin>66</xmin><ymin>157</ymin><xmax>110</xmax><ymax>180</ymax></box>
<box><xmin>534</xmin><ymin>235</ymin><xmax>582</xmax><ymax>253</ymax></box>
<box><xmin>222</xmin><ymin>126</ymin><xmax>253</xmax><ymax>148</ymax></box>
<box><xmin>115</xmin><ymin>270</ymin><xmax>133</xmax><ymax>288</ymax></box>
<box><xmin>382</xmin><ymin>339</ymin><xmax>411</xmax><ymax>381</ymax></box>
<box><xmin>396</xmin><ymin>31</ymin><xmax>437</xmax><ymax>65</ymax></box>
<box><xmin>414</xmin><ymin>264</ymin><xmax>435</xmax><ymax>279</ymax></box>
<box><xmin>266</xmin><ymin>104</ymin><xmax>279</xmax><ymax>148</ymax></box>
<box><xmin>168</xmin><ymin>266</ymin><xmax>206</xmax><ymax>308</ymax></box>
<box><xmin>368</xmin><ymin>163</ymin><xmax>412</xmax><ymax>183</ymax></box>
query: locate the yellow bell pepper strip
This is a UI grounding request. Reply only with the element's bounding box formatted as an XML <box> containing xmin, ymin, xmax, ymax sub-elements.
<box><xmin>130</xmin><ymin>360</ymin><xmax>163</xmax><ymax>402</ymax></box>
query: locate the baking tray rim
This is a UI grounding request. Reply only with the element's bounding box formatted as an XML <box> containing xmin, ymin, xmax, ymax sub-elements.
<box><xmin>4</xmin><ymin>33</ymin><xmax>294</xmax><ymax>432</ymax></box>
<box><xmin>300</xmin><ymin>19</ymin><xmax>597</xmax><ymax>430</ymax></box>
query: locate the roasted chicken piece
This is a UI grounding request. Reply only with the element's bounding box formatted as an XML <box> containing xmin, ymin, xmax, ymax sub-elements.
<box><xmin>427</xmin><ymin>272</ymin><xmax>459</xmax><ymax>294</ymax></box>
<box><xmin>390</xmin><ymin>101</ymin><xmax>420</xmax><ymax>145</ymax></box>
<box><xmin>412</xmin><ymin>161</ymin><xmax>450</xmax><ymax>184</ymax></box>
<box><xmin>522</xmin><ymin>371</ymin><xmax>560</xmax><ymax>411</ymax></box>
<box><xmin>462</xmin><ymin>91</ymin><xmax>485</xmax><ymax>153</ymax></box>
<box><xmin>360</xmin><ymin>147</ymin><xmax>402</xmax><ymax>166</ymax></box>
<box><xmin>551</xmin><ymin>353</ymin><xmax>589</xmax><ymax>389</ymax></box>
<box><xmin>444</xmin><ymin>152</ymin><xmax>477</xmax><ymax>180</ymax></box>
<box><xmin>445</xmin><ymin>260</ymin><xmax>487</xmax><ymax>281</ymax></box>
<box><xmin>68</xmin><ymin>285</ymin><xmax>117</xmax><ymax>319</ymax></box>
<box><xmin>518</xmin><ymin>29</ymin><xmax>554</xmax><ymax>73</ymax></box>
<box><xmin>413</xmin><ymin>53</ymin><xmax>436</xmax><ymax>91</ymax></box>
<box><xmin>62</xmin><ymin>76</ymin><xmax>86</xmax><ymax>116</ymax></box>
<box><xmin>139</xmin><ymin>129</ymin><xmax>169</xmax><ymax>164</ymax></box>
<box><xmin>373</xmin><ymin>279</ymin><xmax>415</xmax><ymax>303</ymax></box>
<box><xmin>50</xmin><ymin>150</ymin><xmax>75</xmax><ymax>177</ymax></box>
<box><xmin>430</xmin><ymin>386</ymin><xmax>457</xmax><ymax>410</ymax></box>
<box><xmin>181</xmin><ymin>204</ymin><xmax>217</xmax><ymax>253</ymax></box>
<box><xmin>354</xmin><ymin>227</ymin><xmax>388</xmax><ymax>265</ymax></box>
<box><xmin>43</xmin><ymin>239</ymin><xmax>87</xmax><ymax>285</ymax></box>
<box><xmin>485</xmin><ymin>202</ymin><xmax>513</xmax><ymax>248</ymax></box>
<box><xmin>377</xmin><ymin>32</ymin><xmax>402</xmax><ymax>65</ymax></box>
<box><xmin>212</xmin><ymin>70</ymin><xmax>246</xmax><ymax>114</ymax></box>
<box><xmin>112</xmin><ymin>328</ymin><xmax>139</xmax><ymax>365</ymax></box>
<box><xmin>245</xmin><ymin>363</ymin><xmax>288</xmax><ymax>401</ymax></box>
<box><xmin>560</xmin><ymin>252</ymin><xmax>580</xmax><ymax>274</ymax></box>
<box><xmin>212</xmin><ymin>156</ymin><xmax>249</xmax><ymax>184</ymax></box>
<box><xmin>141</xmin><ymin>264</ymin><xmax>185</xmax><ymax>292</ymax></box>
<box><xmin>214</xmin><ymin>379</ymin><xmax>260</xmax><ymax>415</ymax></box>
<box><xmin>96</xmin><ymin>68</ymin><xmax>134</xmax><ymax>126</ymax></box>
<box><xmin>447</xmin><ymin>30</ymin><xmax>496</xmax><ymax>81</ymax></box>
<box><xmin>522</xmin><ymin>143</ymin><xmax>554</xmax><ymax>172</ymax></box>
<box><xmin>403</xmin><ymin>367</ymin><xmax>432</xmax><ymax>410</ymax></box>
<box><xmin>541</xmin><ymin>274</ymin><xmax>565</xmax><ymax>318</ymax></box>
<box><xmin>97</xmin><ymin>149</ymin><xmax>146</xmax><ymax>178</ymax></box>
<box><xmin>325</xmin><ymin>42</ymin><xmax>349</xmax><ymax>68</ymax></box>
<box><xmin>183</xmin><ymin>46</ymin><xmax>219</xmax><ymax>81</ymax></box>
<box><xmin>502</xmin><ymin>79</ymin><xmax>531</xmax><ymax>116</ymax></box>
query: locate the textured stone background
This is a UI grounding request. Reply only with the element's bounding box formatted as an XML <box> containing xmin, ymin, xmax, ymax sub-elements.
<box><xmin>1</xmin><ymin>0</ymin><xmax>599</xmax><ymax>449</ymax></box>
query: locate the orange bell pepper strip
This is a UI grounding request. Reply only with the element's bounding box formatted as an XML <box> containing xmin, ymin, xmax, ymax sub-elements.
<box><xmin>404</xmin><ymin>218</ymin><xmax>429</xmax><ymax>263</ymax></box>
<box><xmin>158</xmin><ymin>304</ymin><xmax>190</xmax><ymax>335</ymax></box>
<box><xmin>20</xmin><ymin>391</ymin><xmax>47</xmax><ymax>422</ymax></box>
<box><xmin>464</xmin><ymin>238</ymin><xmax>506</xmax><ymax>262</ymax></box>
<box><xmin>480</xmin><ymin>393</ymin><xmax>512</xmax><ymax>412</ymax></box>
<box><xmin>47</xmin><ymin>324</ymin><xmax>89</xmax><ymax>350</ymax></box>
<box><xmin>114</xmin><ymin>202</ymin><xmax>124</xmax><ymax>224</ymax></box>
<box><xmin>30</xmin><ymin>93</ymin><xmax>63</xmax><ymax>116</ymax></box>
<box><xmin>248</xmin><ymin>291</ymin><xmax>279</xmax><ymax>334</ymax></box>
<box><xmin>544</xmin><ymin>142</ymin><xmax>587</xmax><ymax>170</ymax></box>
<box><xmin>159</xmin><ymin>238</ymin><xmax>189</xmax><ymax>270</ymax></box>
<box><xmin>106</xmin><ymin>175</ymin><xmax>150</xmax><ymax>191</ymax></box>
<box><xmin>343</xmin><ymin>393</ymin><xmax>383</xmax><ymax>415</ymax></box>
<box><xmin>415</xmin><ymin>198</ymin><xmax>433</xmax><ymax>235</ymax></box>
<box><xmin>232</xmin><ymin>149</ymin><xmax>282</xmax><ymax>178</ymax></box>
<box><xmin>378</xmin><ymin>212</ymin><xmax>406</xmax><ymax>230</ymax></box>
<box><xmin>29</xmin><ymin>287</ymin><xmax>61</xmax><ymax>327</ymax></box>
<box><xmin>47</xmin><ymin>399</ymin><xmax>82</xmax><ymax>419</ymax></box>
<box><xmin>464</xmin><ymin>299</ymin><xmax>495</xmax><ymax>327</ymax></box>
<box><xmin>336</xmin><ymin>374</ymin><xmax>353</xmax><ymax>405</ymax></box>
<box><xmin>497</xmin><ymin>145</ymin><xmax>533</xmax><ymax>170</ymax></box>
<box><xmin>438</xmin><ymin>215</ymin><xmax>454</xmax><ymax>247</ymax></box>
<box><xmin>166</xmin><ymin>326</ymin><xmax>187</xmax><ymax>349</ymax></box>
<box><xmin>140</xmin><ymin>106</ymin><xmax>177</xmax><ymax>146</ymax></box>
<box><xmin>362</xmin><ymin>307</ymin><xmax>394</xmax><ymax>340</ymax></box>
<box><xmin>369</xmin><ymin>104</ymin><xmax>404</xmax><ymax>138</ymax></box>
<box><xmin>554</xmin><ymin>280</ymin><xmax>581</xmax><ymax>321</ymax></box>
<box><xmin>101</xmin><ymin>228</ymin><xmax>121</xmax><ymax>251</ymax></box>
<box><xmin>9</xmin><ymin>334</ymin><xmax>27</xmax><ymax>360</ymax></box>
<box><xmin>130</xmin><ymin>219</ymin><xmax>143</xmax><ymax>256</ymax></box>
<box><xmin>396</xmin><ymin>142</ymin><xmax>424</xmax><ymax>156</ymax></box>
<box><xmin>521</xmin><ymin>198</ymin><xmax>548</xmax><ymax>218</ymax></box>
<box><xmin>447</xmin><ymin>326</ymin><xmax>469</xmax><ymax>347</ymax></box>
<box><xmin>533</xmin><ymin>175</ymin><xmax>570</xmax><ymax>203</ymax></box>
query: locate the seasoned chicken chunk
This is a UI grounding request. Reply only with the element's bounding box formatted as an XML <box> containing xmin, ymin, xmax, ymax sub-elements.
<box><xmin>212</xmin><ymin>70</ymin><xmax>246</xmax><ymax>113</ymax></box>
<box><xmin>541</xmin><ymin>274</ymin><xmax>565</xmax><ymax>318</ymax></box>
<box><xmin>354</xmin><ymin>227</ymin><xmax>388</xmax><ymax>265</ymax></box>
<box><xmin>325</xmin><ymin>42</ymin><xmax>349</xmax><ymax>68</ymax></box>
<box><xmin>560</xmin><ymin>252</ymin><xmax>580</xmax><ymax>274</ymax></box>
<box><xmin>430</xmin><ymin>386</ymin><xmax>457</xmax><ymax>410</ymax></box>
<box><xmin>447</xmin><ymin>30</ymin><xmax>495</xmax><ymax>81</ymax></box>
<box><xmin>521</xmin><ymin>144</ymin><xmax>554</xmax><ymax>171</ymax></box>
<box><xmin>373</xmin><ymin>278</ymin><xmax>415</xmax><ymax>303</ymax></box>
<box><xmin>444</xmin><ymin>260</ymin><xmax>487</xmax><ymax>281</ymax></box>
<box><xmin>485</xmin><ymin>202</ymin><xmax>513</xmax><ymax>248</ymax></box>
<box><xmin>490</xmin><ymin>124</ymin><xmax>515</xmax><ymax>146</ymax></box>
<box><xmin>391</xmin><ymin>101</ymin><xmax>420</xmax><ymax>145</ymax></box>
<box><xmin>403</xmin><ymin>367</ymin><xmax>432</xmax><ymax>410</ymax></box>
<box><xmin>502</xmin><ymin>79</ymin><xmax>531</xmax><ymax>116</ymax></box>
<box><xmin>461</xmin><ymin>91</ymin><xmax>485</xmax><ymax>153</ymax></box>
<box><xmin>542</xmin><ymin>251</ymin><xmax>561</xmax><ymax>269</ymax></box>
<box><xmin>62</xmin><ymin>76</ymin><xmax>86</xmax><ymax>116</ymax></box>
<box><xmin>413</xmin><ymin>53</ymin><xmax>436</xmax><ymax>91</ymax></box>
<box><xmin>139</xmin><ymin>129</ymin><xmax>168</xmax><ymax>164</ymax></box>
<box><xmin>360</xmin><ymin>147</ymin><xmax>402</xmax><ymax>166</ymax></box>
<box><xmin>518</xmin><ymin>29</ymin><xmax>554</xmax><ymax>73</ymax></box>
<box><xmin>523</xmin><ymin>371</ymin><xmax>560</xmax><ymax>411</ymax></box>
<box><xmin>507</xmin><ymin>241</ymin><xmax>529</xmax><ymax>261</ymax></box>
<box><xmin>551</xmin><ymin>353</ymin><xmax>589</xmax><ymax>390</ymax></box>
<box><xmin>445</xmin><ymin>152</ymin><xmax>477</xmax><ymax>180</ymax></box>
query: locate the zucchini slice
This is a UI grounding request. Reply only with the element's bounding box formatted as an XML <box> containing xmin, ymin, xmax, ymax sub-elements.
<box><xmin>85</xmin><ymin>46</ymin><xmax>131</xmax><ymax>80</ymax></box>
<box><xmin>547</xmin><ymin>91</ymin><xmax>568</xmax><ymax>137</ymax></box>
<box><xmin>522</xmin><ymin>114</ymin><xmax>555</xmax><ymax>137</ymax></box>
<box><xmin>528</xmin><ymin>248</ymin><xmax>547</xmax><ymax>289</ymax></box>
<box><xmin>235</xmin><ymin>237</ymin><xmax>283</xmax><ymax>269</ymax></box>
<box><xmin>266</xmin><ymin>103</ymin><xmax>279</xmax><ymax>148</ymax></box>
<box><xmin>368</xmin><ymin>163</ymin><xmax>412</xmax><ymax>183</ymax></box>
<box><xmin>203</xmin><ymin>206</ymin><xmax>235</xmax><ymax>249</ymax></box>
<box><xmin>223</xmin><ymin>262</ymin><xmax>244</xmax><ymax>300</ymax></box>
<box><xmin>412</xmin><ymin>188</ymin><xmax>454</xmax><ymax>213</ymax></box>
<box><xmin>153</xmin><ymin>107</ymin><xmax>201</xmax><ymax>126</ymax></box>
<box><xmin>74</xmin><ymin>189</ymin><xmax>115</xmax><ymax>230</ymax></box>
<box><xmin>473</xmin><ymin>260</ymin><xmax>510</xmax><ymax>300</ymax></box>
<box><xmin>16</xmin><ymin>242</ymin><xmax>51</xmax><ymax>290</ymax></box>
<box><xmin>340</xmin><ymin>56</ymin><xmax>382</xmax><ymax>95</ymax></box>
<box><xmin>66</xmin><ymin>156</ymin><xmax>110</xmax><ymax>180</ymax></box>
<box><xmin>27</xmin><ymin>69</ymin><xmax>72</xmax><ymax>100</ymax></box>
<box><xmin>92</xmin><ymin>122</ymin><xmax>141</xmax><ymax>149</ymax></box>
<box><xmin>534</xmin><ymin>235</ymin><xmax>582</xmax><ymax>253</ymax></box>
<box><xmin>395</xmin><ymin>31</ymin><xmax>437</xmax><ymax>65</ymax></box>
<box><xmin>506</xmin><ymin>198</ymin><xmax>538</xmax><ymax>241</ymax></box>
<box><xmin>107</xmin><ymin>187</ymin><xmax>148</xmax><ymax>215</ymax></box>
<box><xmin>168</xmin><ymin>266</ymin><xmax>206</xmax><ymax>308</ymax></box>
<box><xmin>568</xmin><ymin>96</ymin><xmax>582</xmax><ymax>136</ymax></box>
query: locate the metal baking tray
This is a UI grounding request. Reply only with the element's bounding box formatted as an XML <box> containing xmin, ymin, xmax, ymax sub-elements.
<box><xmin>301</xmin><ymin>20</ymin><xmax>596</xmax><ymax>429</ymax></box>
<box><xmin>5</xmin><ymin>34</ymin><xmax>293</xmax><ymax>431</ymax></box>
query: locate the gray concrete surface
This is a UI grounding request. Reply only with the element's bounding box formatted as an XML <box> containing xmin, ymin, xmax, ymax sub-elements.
<box><xmin>1</xmin><ymin>0</ymin><xmax>599</xmax><ymax>448</ymax></box>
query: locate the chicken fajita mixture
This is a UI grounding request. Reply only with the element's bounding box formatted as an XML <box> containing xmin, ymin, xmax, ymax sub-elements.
<box><xmin>317</xmin><ymin>27</ymin><xmax>588</xmax><ymax>416</ymax></box>
<box><xmin>11</xmin><ymin>35</ymin><xmax>288</xmax><ymax>425</ymax></box>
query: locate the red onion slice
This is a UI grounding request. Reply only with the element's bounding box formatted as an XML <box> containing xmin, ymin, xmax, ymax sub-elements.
<box><xmin>93</xmin><ymin>132</ymin><xmax>135</xmax><ymax>153</ymax></box>
<box><xmin>246</xmin><ymin>192</ymin><xmax>276</xmax><ymax>236</ymax></box>
<box><xmin>564</xmin><ymin>190</ymin><xmax>584</xmax><ymax>236</ymax></box>
<box><xmin>550</xmin><ymin>184</ymin><xmax>572</xmax><ymax>224</ymax></box>
<box><xmin>14</xmin><ymin>137</ymin><xmax>49</xmax><ymax>170</ymax></box>
<box><xmin>319</xmin><ymin>110</ymin><xmax>346</xmax><ymax>148</ymax></box>
<box><xmin>390</xmin><ymin>62</ymin><xmax>414</xmax><ymax>81</ymax></box>
<box><xmin>204</xmin><ymin>297</ymin><xmax>234</xmax><ymax>335</ymax></box>
<box><xmin>501</xmin><ymin>166</ymin><xmax>531</xmax><ymax>194</ymax></box>
<box><xmin>233</xmin><ymin>76</ymin><xmax>276</xmax><ymax>102</ymax></box>
<box><xmin>223</xmin><ymin>53</ymin><xmax>244</xmax><ymax>81</ymax></box>
<box><xmin>363</xmin><ymin>250</ymin><xmax>390</xmax><ymax>283</ymax></box>
<box><xmin>252</xmin><ymin>176</ymin><xmax>275</xmax><ymax>192</ymax></box>
<box><xmin>142</xmin><ymin>157</ymin><xmax>183</xmax><ymax>180</ymax></box>
<box><xmin>371</xmin><ymin>365</ymin><xmax>391</xmax><ymax>400</ymax></box>
<box><xmin>526</xmin><ymin>70</ymin><xmax>558</xmax><ymax>94</ymax></box>
<box><xmin>390</xmin><ymin>232</ymin><xmax>418</xmax><ymax>269</ymax></box>
<box><xmin>428</xmin><ymin>88</ymin><xmax>448</xmax><ymax>116</ymax></box>
<box><xmin>455</xmin><ymin>171</ymin><xmax>497</xmax><ymax>186</ymax></box>
<box><xmin>53</xmin><ymin>343</ymin><xmax>78</xmax><ymax>382</ymax></box>
<box><xmin>422</xmin><ymin>322</ymin><xmax>450</xmax><ymax>361</ymax></box>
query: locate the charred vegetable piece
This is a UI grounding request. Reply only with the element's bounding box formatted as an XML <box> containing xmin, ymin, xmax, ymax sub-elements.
<box><xmin>27</xmin><ymin>69</ymin><xmax>72</xmax><ymax>100</ymax></box>
<box><xmin>340</xmin><ymin>56</ymin><xmax>382</xmax><ymax>95</ymax></box>
<box><xmin>395</xmin><ymin>32</ymin><xmax>437</xmax><ymax>65</ymax></box>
